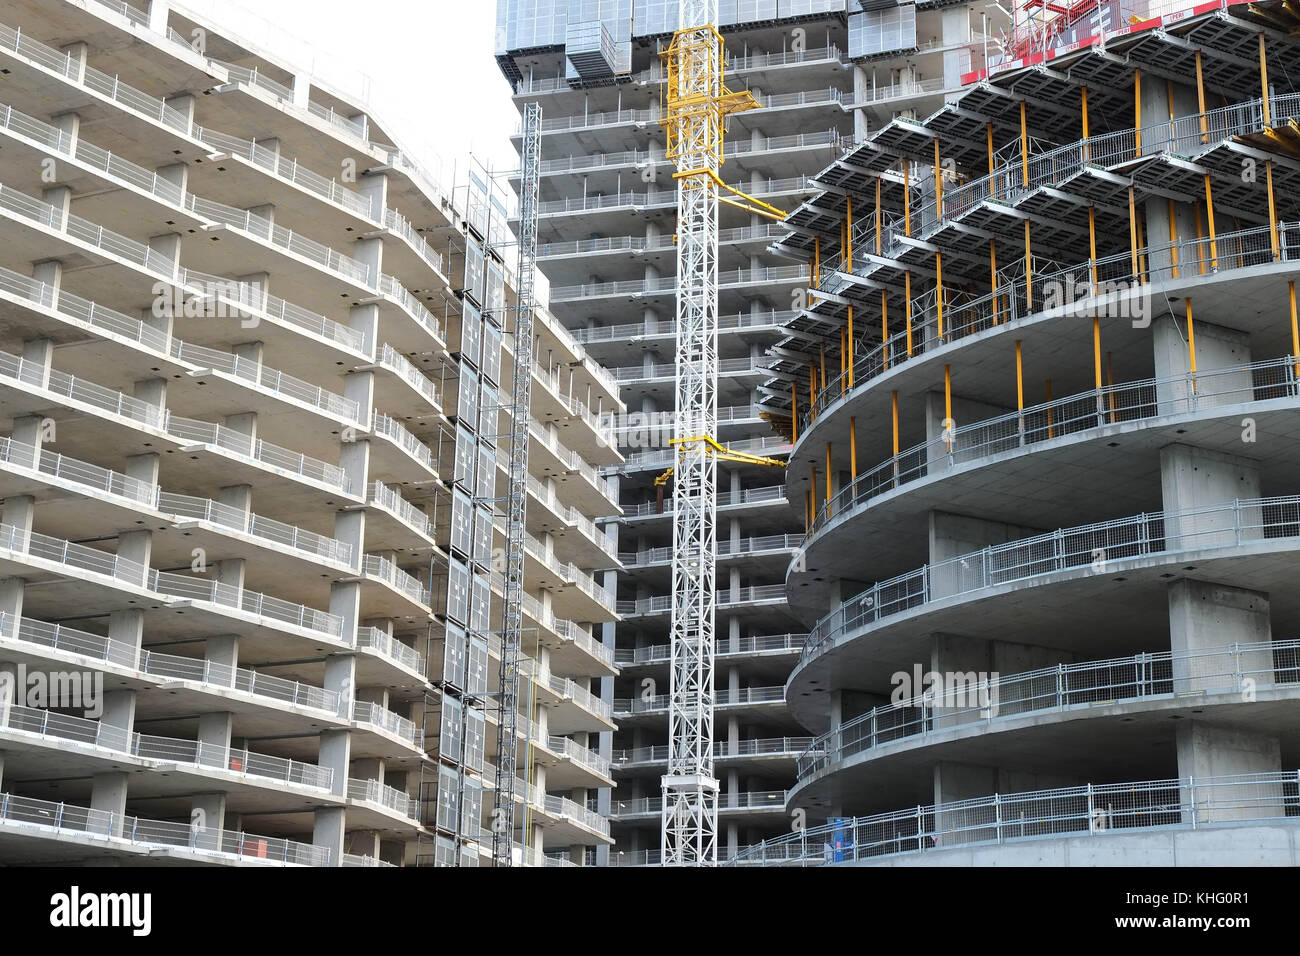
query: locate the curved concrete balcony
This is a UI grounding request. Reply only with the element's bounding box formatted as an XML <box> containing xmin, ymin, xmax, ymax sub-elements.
<box><xmin>788</xmin><ymin>222</ymin><xmax>1300</xmax><ymax>457</ymax></box>
<box><xmin>792</xmin><ymin>639</ymin><xmax>1300</xmax><ymax>810</ymax></box>
<box><xmin>728</xmin><ymin>770</ymin><xmax>1300</xmax><ymax>867</ymax></box>
<box><xmin>788</xmin><ymin>496</ymin><xmax>1300</xmax><ymax>730</ymax></box>
<box><xmin>358</xmin><ymin>553</ymin><xmax>433</xmax><ymax>618</ymax></box>
<box><xmin>790</xmin><ymin>356</ymin><xmax>1300</xmax><ymax>610</ymax></box>
<box><xmin>510</xmin><ymin>586</ymin><xmax>617</xmax><ymax>679</ymax></box>
<box><xmin>370</xmin><ymin>412</ymin><xmax>442</xmax><ymax>484</ymax></box>
<box><xmin>523</xmin><ymin>475</ymin><xmax>620</xmax><ymax>571</ymax></box>
<box><xmin>365</xmin><ymin>480</ymin><xmax>436</xmax><ymax>552</ymax></box>
<box><xmin>0</xmin><ymin>791</ymin><xmax>326</xmax><ymax>865</ymax></box>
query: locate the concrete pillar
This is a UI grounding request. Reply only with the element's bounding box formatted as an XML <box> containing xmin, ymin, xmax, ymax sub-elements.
<box><xmin>11</xmin><ymin>415</ymin><xmax>47</xmax><ymax>469</ymax></box>
<box><xmin>59</xmin><ymin>42</ymin><xmax>89</xmax><ymax>84</ymax></box>
<box><xmin>90</xmin><ymin>772</ymin><xmax>129</xmax><ymax>836</ymax></box>
<box><xmin>1153</xmin><ymin>313</ymin><xmax>1253</xmax><ymax>413</ymax></box>
<box><xmin>198</xmin><ymin>711</ymin><xmax>233</xmax><ymax>771</ymax></box>
<box><xmin>21</xmin><ymin>337</ymin><xmax>53</xmax><ymax>391</ymax></box>
<box><xmin>313</xmin><ymin>806</ymin><xmax>346</xmax><ymax>867</ymax></box>
<box><xmin>205</xmin><ymin>634</ymin><xmax>239</xmax><ymax>688</ymax></box>
<box><xmin>924</xmin><ymin>390</ymin><xmax>1013</xmax><ymax>473</ymax></box>
<box><xmin>2</xmin><ymin>497</ymin><xmax>36</xmax><ymax>535</ymax></box>
<box><xmin>107</xmin><ymin>608</ymin><xmax>145</xmax><ymax>661</ymax></box>
<box><xmin>147</xmin><ymin>232</ymin><xmax>183</xmax><ymax>280</ymax></box>
<box><xmin>340</xmin><ymin>372</ymin><xmax>374</xmax><ymax>491</ymax></box>
<box><xmin>0</xmin><ymin>579</ymin><xmax>24</xmax><ymax>635</ymax></box>
<box><xmin>349</xmin><ymin>303</ymin><xmax>380</xmax><ymax>360</ymax></box>
<box><xmin>927</xmin><ymin>511</ymin><xmax>1043</xmax><ymax>599</ymax></box>
<box><xmin>217</xmin><ymin>484</ymin><xmax>253</xmax><ymax>533</ymax></box>
<box><xmin>932</xmin><ymin>760</ymin><xmax>997</xmax><ymax>848</ymax></box>
<box><xmin>1177</xmin><ymin>721</ymin><xmax>1281</xmax><ymax>824</ymax></box>
<box><xmin>359</xmin><ymin>172</ymin><xmax>387</xmax><ymax>224</ymax></box>
<box><xmin>223</xmin><ymin>411</ymin><xmax>257</xmax><ymax>452</ymax></box>
<box><xmin>1159</xmin><ymin>444</ymin><xmax>1261</xmax><ymax>549</ymax></box>
<box><xmin>155</xmin><ymin>162</ymin><xmax>188</xmax><ymax>195</ymax></box>
<box><xmin>31</xmin><ymin>260</ymin><xmax>62</xmax><ymax>311</ymax></box>
<box><xmin>1168</xmin><ymin>579</ymin><xmax>1272</xmax><ymax>694</ymax></box>
<box><xmin>148</xmin><ymin>1</ymin><xmax>171</xmax><ymax>34</ymax></box>
<box><xmin>191</xmin><ymin>792</ymin><xmax>227</xmax><ymax>851</ymax></box>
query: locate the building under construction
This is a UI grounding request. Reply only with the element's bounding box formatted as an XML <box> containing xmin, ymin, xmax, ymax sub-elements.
<box><xmin>494</xmin><ymin>0</ymin><xmax>1016</xmax><ymax>863</ymax></box>
<box><xmin>0</xmin><ymin>0</ymin><xmax>621</xmax><ymax>866</ymax></box>
<box><xmin>746</xmin><ymin>0</ymin><xmax>1300</xmax><ymax>864</ymax></box>
<box><xmin>497</xmin><ymin>0</ymin><xmax>1300</xmax><ymax>866</ymax></box>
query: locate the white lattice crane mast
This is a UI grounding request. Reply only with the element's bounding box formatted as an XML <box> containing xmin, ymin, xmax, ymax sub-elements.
<box><xmin>658</xmin><ymin>0</ymin><xmax>785</xmax><ymax>866</ymax></box>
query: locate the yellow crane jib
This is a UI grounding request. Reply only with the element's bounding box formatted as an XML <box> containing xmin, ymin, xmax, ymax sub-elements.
<box><xmin>654</xmin><ymin>435</ymin><xmax>788</xmax><ymax>488</ymax></box>
<box><xmin>659</xmin><ymin>26</ymin><xmax>788</xmax><ymax>223</ymax></box>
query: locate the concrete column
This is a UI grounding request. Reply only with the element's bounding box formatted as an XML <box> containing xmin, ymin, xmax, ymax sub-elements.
<box><xmin>31</xmin><ymin>259</ymin><xmax>62</xmax><ymax>311</ymax></box>
<box><xmin>1176</xmin><ymin>721</ymin><xmax>1281</xmax><ymax>820</ymax></box>
<box><xmin>217</xmin><ymin>484</ymin><xmax>253</xmax><ymax>533</ymax></box>
<box><xmin>2</xmin><ymin>497</ymin><xmax>36</xmax><ymax>535</ymax></box>
<box><xmin>147</xmin><ymin>232</ymin><xmax>183</xmax><ymax>280</ymax></box>
<box><xmin>330</xmin><ymin>580</ymin><xmax>362</xmax><ymax>647</ymax></box>
<box><xmin>313</xmin><ymin>807</ymin><xmax>347</xmax><ymax>867</ymax></box>
<box><xmin>107</xmin><ymin>608</ymin><xmax>145</xmax><ymax>661</ymax></box>
<box><xmin>126</xmin><ymin>452</ymin><xmax>160</xmax><ymax>488</ymax></box>
<box><xmin>349</xmin><ymin>303</ymin><xmax>379</xmax><ymax>360</ymax></box>
<box><xmin>1153</xmin><ymin>313</ymin><xmax>1253</xmax><ymax>413</ymax></box>
<box><xmin>42</xmin><ymin>189</ymin><xmax>73</xmax><ymax>240</ymax></box>
<box><xmin>147</xmin><ymin>1</ymin><xmax>171</xmax><ymax>34</ymax></box>
<box><xmin>1169</xmin><ymin>579</ymin><xmax>1272</xmax><ymax>694</ymax></box>
<box><xmin>927</xmin><ymin>511</ymin><xmax>1043</xmax><ymax>600</ymax></box>
<box><xmin>1159</xmin><ymin>444</ymin><xmax>1262</xmax><ymax>549</ymax></box>
<box><xmin>155</xmin><ymin>162</ymin><xmax>188</xmax><ymax>195</ymax></box>
<box><xmin>198</xmin><ymin>711</ymin><xmax>233</xmax><ymax>772</ymax></box>
<box><xmin>932</xmin><ymin>760</ymin><xmax>997</xmax><ymax>848</ymax></box>
<box><xmin>11</xmin><ymin>415</ymin><xmax>47</xmax><ymax>469</ymax></box>
<box><xmin>353</xmin><ymin>236</ymin><xmax>383</xmax><ymax>291</ymax></box>
<box><xmin>191</xmin><ymin>792</ymin><xmax>226</xmax><ymax>851</ymax></box>
<box><xmin>59</xmin><ymin>42</ymin><xmax>89</xmax><ymax>84</ymax></box>
<box><xmin>90</xmin><ymin>772</ymin><xmax>129</xmax><ymax>836</ymax></box>
<box><xmin>359</xmin><ymin>172</ymin><xmax>387</xmax><ymax>223</ymax></box>
<box><xmin>0</xmin><ymin>579</ymin><xmax>24</xmax><ymax>634</ymax></box>
<box><xmin>924</xmin><ymin>391</ymin><xmax>1013</xmax><ymax>473</ymax></box>
<box><xmin>21</xmin><ymin>337</ymin><xmax>53</xmax><ymax>391</ymax></box>
<box><xmin>205</xmin><ymin>634</ymin><xmax>239</xmax><ymax>688</ymax></box>
<box><xmin>340</xmin><ymin>371</ymin><xmax>372</xmax><ymax>497</ymax></box>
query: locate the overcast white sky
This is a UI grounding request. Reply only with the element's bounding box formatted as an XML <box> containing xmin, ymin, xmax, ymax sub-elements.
<box><xmin>176</xmin><ymin>0</ymin><xmax>521</xmax><ymax>187</ymax></box>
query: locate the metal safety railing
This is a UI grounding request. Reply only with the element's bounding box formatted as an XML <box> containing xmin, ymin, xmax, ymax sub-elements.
<box><xmin>0</xmin><ymin>790</ymin><xmax>327</xmax><ymax>865</ymax></box>
<box><xmin>808</xmin><ymin>355</ymin><xmax>1300</xmax><ymax>543</ymax></box>
<box><xmin>729</xmin><ymin>770</ymin><xmax>1300</xmax><ymax>866</ymax></box>
<box><xmin>799</xmin><ymin>640</ymin><xmax>1300</xmax><ymax>780</ymax></box>
<box><xmin>802</xmin><ymin>495</ymin><xmax>1300</xmax><ymax>667</ymax></box>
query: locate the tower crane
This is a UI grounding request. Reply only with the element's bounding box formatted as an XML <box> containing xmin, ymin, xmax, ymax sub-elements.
<box><xmin>658</xmin><ymin>0</ymin><xmax>787</xmax><ymax>866</ymax></box>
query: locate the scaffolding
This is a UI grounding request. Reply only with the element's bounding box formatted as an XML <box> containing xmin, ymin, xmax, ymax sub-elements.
<box><xmin>493</xmin><ymin>101</ymin><xmax>542</xmax><ymax>866</ymax></box>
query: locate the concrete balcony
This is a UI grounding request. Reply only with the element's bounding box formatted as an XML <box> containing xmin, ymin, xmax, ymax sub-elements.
<box><xmin>610</xmin><ymin>790</ymin><xmax>788</xmax><ymax>823</ymax></box>
<box><xmin>614</xmin><ymin>685</ymin><xmax>787</xmax><ymax>725</ymax></box>
<box><xmin>0</xmin><ymin>791</ymin><xmax>326</xmax><ymax>865</ymax></box>
<box><xmin>613</xmin><ymin>737</ymin><xmax>814</xmax><ymax>775</ymax></box>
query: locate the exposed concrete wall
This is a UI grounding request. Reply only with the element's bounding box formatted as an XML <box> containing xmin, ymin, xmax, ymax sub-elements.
<box><xmin>1176</xmin><ymin>721</ymin><xmax>1282</xmax><ymax>823</ymax></box>
<box><xmin>848</xmin><ymin>820</ymin><xmax>1300</xmax><ymax>866</ymax></box>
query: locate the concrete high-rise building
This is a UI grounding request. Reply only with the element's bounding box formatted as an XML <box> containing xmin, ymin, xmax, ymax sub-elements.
<box><xmin>0</xmin><ymin>0</ymin><xmax>621</xmax><ymax>866</ymax></box>
<box><xmin>740</xmin><ymin>0</ymin><xmax>1300</xmax><ymax>865</ymax></box>
<box><xmin>494</xmin><ymin>0</ymin><xmax>1006</xmax><ymax>862</ymax></box>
